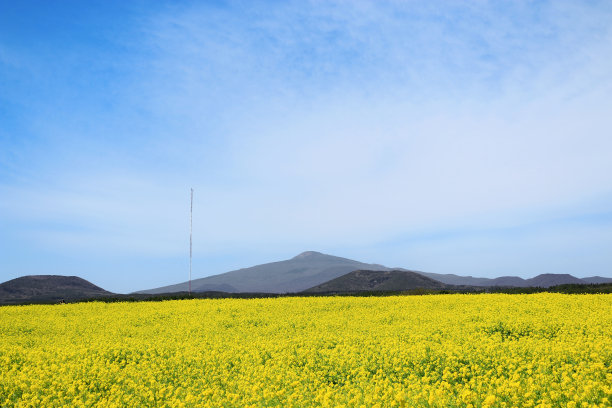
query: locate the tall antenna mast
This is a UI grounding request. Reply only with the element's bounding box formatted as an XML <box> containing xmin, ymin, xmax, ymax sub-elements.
<box><xmin>189</xmin><ymin>188</ymin><xmax>193</xmax><ymax>295</ymax></box>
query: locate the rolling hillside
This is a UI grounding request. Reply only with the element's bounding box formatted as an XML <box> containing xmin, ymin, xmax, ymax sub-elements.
<box><xmin>303</xmin><ymin>270</ymin><xmax>448</xmax><ymax>293</ymax></box>
<box><xmin>0</xmin><ymin>275</ymin><xmax>112</xmax><ymax>304</ymax></box>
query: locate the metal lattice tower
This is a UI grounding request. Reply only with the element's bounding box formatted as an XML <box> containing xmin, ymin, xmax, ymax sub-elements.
<box><xmin>189</xmin><ymin>188</ymin><xmax>193</xmax><ymax>295</ymax></box>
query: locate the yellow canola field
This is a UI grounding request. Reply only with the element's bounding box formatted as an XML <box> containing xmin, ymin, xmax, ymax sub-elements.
<box><xmin>0</xmin><ymin>294</ymin><xmax>610</xmax><ymax>407</ymax></box>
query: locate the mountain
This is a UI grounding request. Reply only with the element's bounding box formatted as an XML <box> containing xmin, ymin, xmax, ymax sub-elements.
<box><xmin>488</xmin><ymin>276</ymin><xmax>529</xmax><ymax>287</ymax></box>
<box><xmin>304</xmin><ymin>270</ymin><xmax>448</xmax><ymax>293</ymax></box>
<box><xmin>137</xmin><ymin>251</ymin><xmax>612</xmax><ymax>294</ymax></box>
<box><xmin>137</xmin><ymin>251</ymin><xmax>391</xmax><ymax>294</ymax></box>
<box><xmin>417</xmin><ymin>271</ymin><xmax>606</xmax><ymax>288</ymax></box>
<box><xmin>525</xmin><ymin>274</ymin><xmax>584</xmax><ymax>287</ymax></box>
<box><xmin>581</xmin><ymin>276</ymin><xmax>612</xmax><ymax>284</ymax></box>
<box><xmin>304</xmin><ymin>270</ymin><xmax>610</xmax><ymax>293</ymax></box>
<box><xmin>0</xmin><ymin>275</ymin><xmax>112</xmax><ymax>304</ymax></box>
<box><xmin>414</xmin><ymin>272</ymin><xmax>496</xmax><ymax>286</ymax></box>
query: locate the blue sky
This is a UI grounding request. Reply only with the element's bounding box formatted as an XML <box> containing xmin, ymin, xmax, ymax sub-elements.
<box><xmin>1</xmin><ymin>1</ymin><xmax>611</xmax><ymax>293</ymax></box>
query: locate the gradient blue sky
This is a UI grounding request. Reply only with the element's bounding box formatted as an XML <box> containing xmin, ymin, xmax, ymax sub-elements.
<box><xmin>1</xmin><ymin>1</ymin><xmax>611</xmax><ymax>293</ymax></box>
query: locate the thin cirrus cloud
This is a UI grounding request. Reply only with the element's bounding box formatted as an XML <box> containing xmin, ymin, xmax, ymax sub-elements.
<box><xmin>1</xmin><ymin>1</ymin><xmax>611</xmax><ymax>292</ymax></box>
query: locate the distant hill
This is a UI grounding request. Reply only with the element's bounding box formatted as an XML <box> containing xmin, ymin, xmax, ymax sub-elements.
<box><xmin>417</xmin><ymin>271</ymin><xmax>610</xmax><ymax>288</ymax></box>
<box><xmin>413</xmin><ymin>272</ymin><xmax>496</xmax><ymax>286</ymax></box>
<box><xmin>304</xmin><ymin>270</ymin><xmax>448</xmax><ymax>293</ymax></box>
<box><xmin>137</xmin><ymin>251</ymin><xmax>391</xmax><ymax>294</ymax></box>
<box><xmin>488</xmin><ymin>276</ymin><xmax>528</xmax><ymax>287</ymax></box>
<box><xmin>0</xmin><ymin>275</ymin><xmax>112</xmax><ymax>304</ymax></box>
<box><xmin>581</xmin><ymin>276</ymin><xmax>612</xmax><ymax>284</ymax></box>
<box><xmin>136</xmin><ymin>251</ymin><xmax>612</xmax><ymax>294</ymax></box>
<box><xmin>525</xmin><ymin>274</ymin><xmax>584</xmax><ymax>288</ymax></box>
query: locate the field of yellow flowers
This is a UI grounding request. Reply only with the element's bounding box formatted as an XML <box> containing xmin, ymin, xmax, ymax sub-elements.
<box><xmin>0</xmin><ymin>293</ymin><xmax>610</xmax><ymax>407</ymax></box>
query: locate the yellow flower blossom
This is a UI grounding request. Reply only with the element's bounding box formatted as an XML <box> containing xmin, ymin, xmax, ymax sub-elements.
<box><xmin>0</xmin><ymin>293</ymin><xmax>609</xmax><ymax>407</ymax></box>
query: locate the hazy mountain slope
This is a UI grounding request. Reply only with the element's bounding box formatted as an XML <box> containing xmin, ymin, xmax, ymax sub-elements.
<box><xmin>417</xmin><ymin>271</ymin><xmax>595</xmax><ymax>287</ymax></box>
<box><xmin>525</xmin><ymin>274</ymin><xmax>585</xmax><ymax>288</ymax></box>
<box><xmin>137</xmin><ymin>251</ymin><xmax>612</xmax><ymax>294</ymax></box>
<box><xmin>412</xmin><ymin>271</ymin><xmax>496</xmax><ymax>286</ymax></box>
<box><xmin>137</xmin><ymin>251</ymin><xmax>391</xmax><ymax>294</ymax></box>
<box><xmin>488</xmin><ymin>276</ymin><xmax>530</xmax><ymax>287</ymax></box>
<box><xmin>581</xmin><ymin>276</ymin><xmax>612</xmax><ymax>284</ymax></box>
<box><xmin>304</xmin><ymin>270</ymin><xmax>448</xmax><ymax>293</ymax></box>
<box><xmin>0</xmin><ymin>275</ymin><xmax>112</xmax><ymax>304</ymax></box>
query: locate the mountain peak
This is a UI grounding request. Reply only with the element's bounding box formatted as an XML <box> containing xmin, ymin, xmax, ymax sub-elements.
<box><xmin>292</xmin><ymin>251</ymin><xmax>325</xmax><ymax>259</ymax></box>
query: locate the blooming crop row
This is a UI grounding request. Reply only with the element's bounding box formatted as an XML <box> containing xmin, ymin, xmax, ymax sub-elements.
<box><xmin>0</xmin><ymin>293</ymin><xmax>610</xmax><ymax>407</ymax></box>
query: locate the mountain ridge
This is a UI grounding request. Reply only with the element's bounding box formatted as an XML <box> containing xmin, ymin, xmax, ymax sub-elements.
<box><xmin>137</xmin><ymin>251</ymin><xmax>611</xmax><ymax>293</ymax></box>
<box><xmin>2</xmin><ymin>253</ymin><xmax>609</xmax><ymax>301</ymax></box>
<box><xmin>416</xmin><ymin>270</ymin><xmax>607</xmax><ymax>288</ymax></box>
<box><xmin>136</xmin><ymin>251</ymin><xmax>392</xmax><ymax>294</ymax></box>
